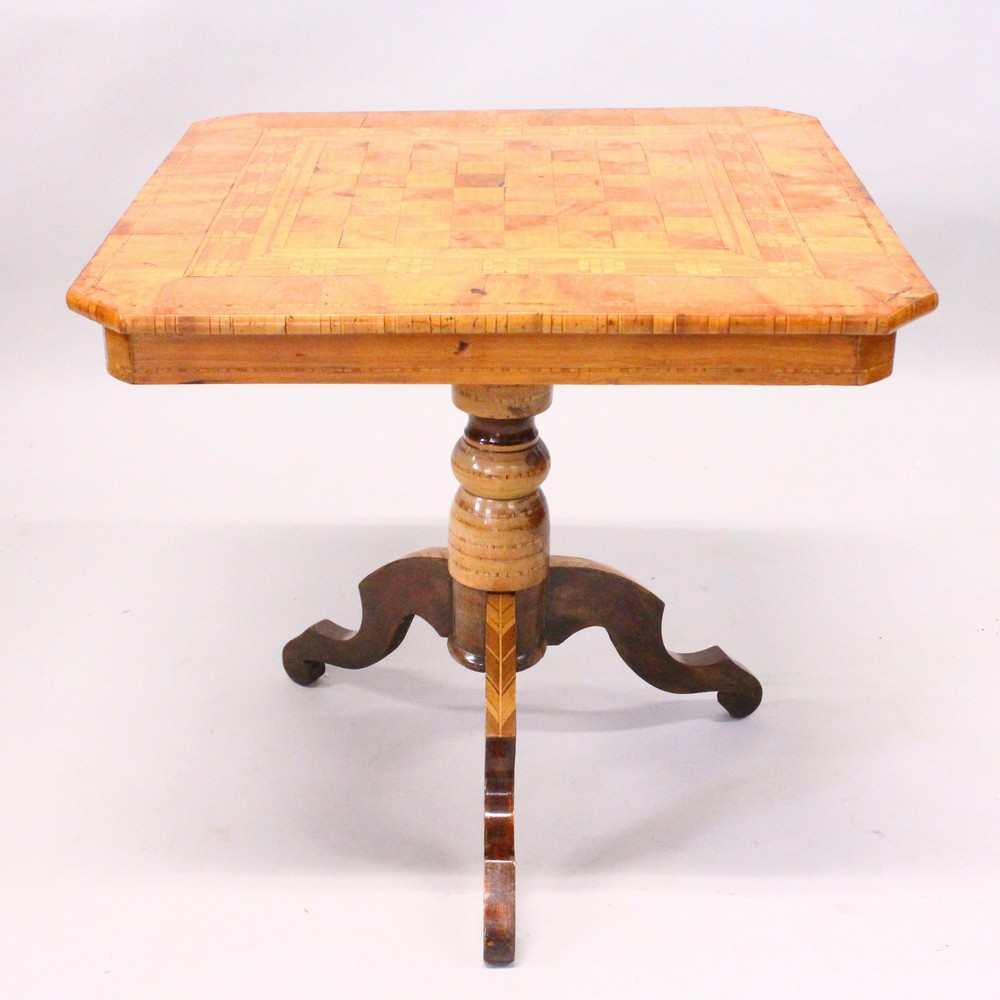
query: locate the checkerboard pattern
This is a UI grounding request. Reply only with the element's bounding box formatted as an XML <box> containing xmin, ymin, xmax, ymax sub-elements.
<box><xmin>188</xmin><ymin>124</ymin><xmax>822</xmax><ymax>279</ymax></box>
<box><xmin>68</xmin><ymin>108</ymin><xmax>935</xmax><ymax>345</ymax></box>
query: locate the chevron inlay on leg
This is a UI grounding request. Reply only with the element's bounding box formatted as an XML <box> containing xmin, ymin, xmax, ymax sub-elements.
<box><xmin>483</xmin><ymin>592</ymin><xmax>517</xmax><ymax>965</ymax></box>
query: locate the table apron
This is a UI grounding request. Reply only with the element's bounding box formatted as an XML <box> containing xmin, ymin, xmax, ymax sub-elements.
<box><xmin>103</xmin><ymin>329</ymin><xmax>895</xmax><ymax>386</ymax></box>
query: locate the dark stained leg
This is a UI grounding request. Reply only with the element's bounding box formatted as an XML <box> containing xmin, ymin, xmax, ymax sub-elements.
<box><xmin>483</xmin><ymin>593</ymin><xmax>517</xmax><ymax>965</ymax></box>
<box><xmin>484</xmin><ymin>736</ymin><xmax>515</xmax><ymax>965</ymax></box>
<box><xmin>282</xmin><ymin>548</ymin><xmax>452</xmax><ymax>686</ymax></box>
<box><xmin>544</xmin><ymin>557</ymin><xmax>763</xmax><ymax>719</ymax></box>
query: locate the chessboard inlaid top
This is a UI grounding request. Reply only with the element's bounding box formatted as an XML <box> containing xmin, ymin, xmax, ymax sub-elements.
<box><xmin>67</xmin><ymin>107</ymin><xmax>936</xmax><ymax>345</ymax></box>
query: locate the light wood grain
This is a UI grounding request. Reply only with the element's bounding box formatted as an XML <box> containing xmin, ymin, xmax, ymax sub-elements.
<box><xmin>69</xmin><ymin>108</ymin><xmax>936</xmax><ymax>386</ymax></box>
<box><xmin>448</xmin><ymin>490</ymin><xmax>550</xmax><ymax>591</ymax></box>
<box><xmin>448</xmin><ymin>391</ymin><xmax>550</xmax><ymax>591</ymax></box>
<box><xmin>103</xmin><ymin>328</ymin><xmax>896</xmax><ymax>385</ymax></box>
<box><xmin>452</xmin><ymin>384</ymin><xmax>552</xmax><ymax>419</ymax></box>
<box><xmin>485</xmin><ymin>593</ymin><xmax>517</xmax><ymax>739</ymax></box>
<box><xmin>451</xmin><ymin>437</ymin><xmax>550</xmax><ymax>501</ymax></box>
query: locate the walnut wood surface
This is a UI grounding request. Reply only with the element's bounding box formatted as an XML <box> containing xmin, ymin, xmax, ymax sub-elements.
<box><xmin>281</xmin><ymin>550</ymin><xmax>451</xmax><ymax>685</ymax></box>
<box><xmin>449</xmin><ymin>580</ymin><xmax>546</xmax><ymax>673</ymax></box>
<box><xmin>69</xmin><ymin>108</ymin><xmax>937</xmax><ymax>386</ymax></box>
<box><xmin>545</xmin><ymin>557</ymin><xmax>762</xmax><ymax>718</ymax></box>
<box><xmin>281</xmin><ymin>544</ymin><xmax>761</xmax><ymax>966</ymax></box>
<box><xmin>483</xmin><ymin>593</ymin><xmax>517</xmax><ymax>965</ymax></box>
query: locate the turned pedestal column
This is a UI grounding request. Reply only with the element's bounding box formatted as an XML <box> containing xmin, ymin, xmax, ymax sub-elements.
<box><xmin>281</xmin><ymin>384</ymin><xmax>761</xmax><ymax>966</ymax></box>
<box><xmin>447</xmin><ymin>383</ymin><xmax>553</xmax><ymax>964</ymax></box>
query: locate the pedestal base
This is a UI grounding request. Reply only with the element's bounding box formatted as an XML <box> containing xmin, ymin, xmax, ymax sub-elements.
<box><xmin>282</xmin><ymin>548</ymin><xmax>761</xmax><ymax>964</ymax></box>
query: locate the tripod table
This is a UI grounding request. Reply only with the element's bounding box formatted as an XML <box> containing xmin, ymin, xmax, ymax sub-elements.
<box><xmin>67</xmin><ymin>107</ymin><xmax>937</xmax><ymax>964</ymax></box>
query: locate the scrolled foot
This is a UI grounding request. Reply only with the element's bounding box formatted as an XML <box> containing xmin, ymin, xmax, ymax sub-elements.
<box><xmin>285</xmin><ymin>654</ymin><xmax>327</xmax><ymax>687</ymax></box>
<box><xmin>672</xmin><ymin>646</ymin><xmax>763</xmax><ymax>719</ymax></box>
<box><xmin>282</xmin><ymin>619</ymin><xmax>352</xmax><ymax>686</ymax></box>
<box><xmin>545</xmin><ymin>558</ymin><xmax>762</xmax><ymax>719</ymax></box>
<box><xmin>282</xmin><ymin>549</ymin><xmax>452</xmax><ymax>685</ymax></box>
<box><xmin>717</xmin><ymin>684</ymin><xmax>762</xmax><ymax>719</ymax></box>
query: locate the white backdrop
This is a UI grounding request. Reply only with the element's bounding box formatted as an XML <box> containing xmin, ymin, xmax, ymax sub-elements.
<box><xmin>1</xmin><ymin>2</ymin><xmax>998</xmax><ymax>996</ymax></box>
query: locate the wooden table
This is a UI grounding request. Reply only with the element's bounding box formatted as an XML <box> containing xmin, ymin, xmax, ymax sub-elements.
<box><xmin>67</xmin><ymin>107</ymin><xmax>937</xmax><ymax>964</ymax></box>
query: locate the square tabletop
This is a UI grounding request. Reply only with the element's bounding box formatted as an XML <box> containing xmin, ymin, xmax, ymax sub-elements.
<box><xmin>67</xmin><ymin>108</ymin><xmax>936</xmax><ymax>385</ymax></box>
